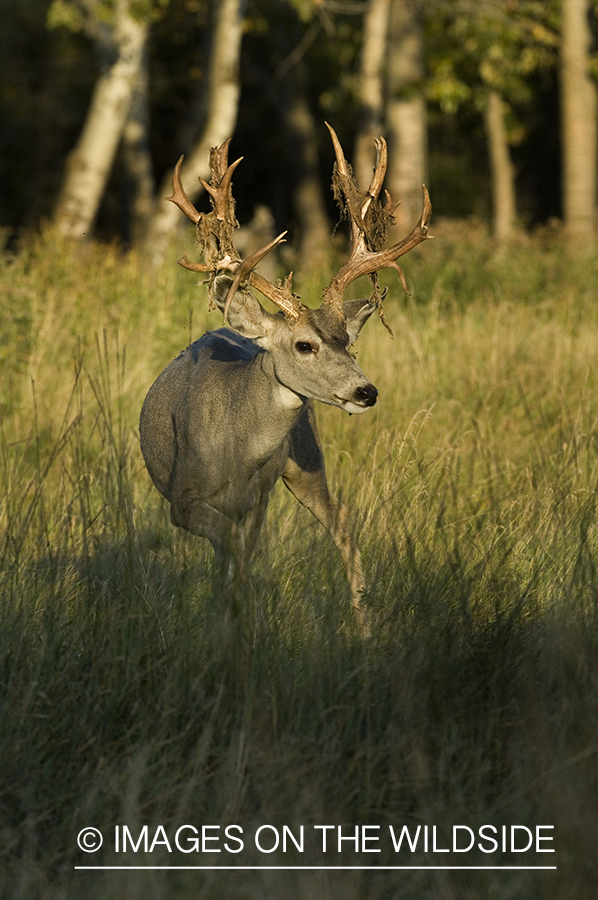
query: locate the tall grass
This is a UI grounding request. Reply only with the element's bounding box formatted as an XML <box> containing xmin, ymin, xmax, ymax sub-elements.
<box><xmin>1</xmin><ymin>224</ymin><xmax>597</xmax><ymax>898</ymax></box>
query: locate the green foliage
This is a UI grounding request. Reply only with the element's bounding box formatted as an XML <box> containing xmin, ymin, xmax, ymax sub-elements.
<box><xmin>46</xmin><ymin>0</ymin><xmax>86</xmax><ymax>32</ymax></box>
<box><xmin>46</xmin><ymin>0</ymin><xmax>170</xmax><ymax>33</ymax></box>
<box><xmin>285</xmin><ymin>0</ymin><xmax>316</xmax><ymax>24</ymax></box>
<box><xmin>426</xmin><ymin>0</ymin><xmax>559</xmax><ymax>138</ymax></box>
<box><xmin>1</xmin><ymin>229</ymin><xmax>598</xmax><ymax>896</ymax></box>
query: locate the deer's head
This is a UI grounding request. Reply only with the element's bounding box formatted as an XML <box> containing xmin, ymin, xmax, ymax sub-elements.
<box><xmin>166</xmin><ymin>125</ymin><xmax>432</xmax><ymax>413</ymax></box>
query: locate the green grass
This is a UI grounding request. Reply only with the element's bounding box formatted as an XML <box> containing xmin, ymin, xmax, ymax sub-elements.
<box><xmin>1</xmin><ymin>223</ymin><xmax>597</xmax><ymax>898</ymax></box>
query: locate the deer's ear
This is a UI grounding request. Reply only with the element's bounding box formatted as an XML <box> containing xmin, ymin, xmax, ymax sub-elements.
<box><xmin>212</xmin><ymin>275</ymin><xmax>272</xmax><ymax>339</ymax></box>
<box><xmin>343</xmin><ymin>298</ymin><xmax>377</xmax><ymax>343</ymax></box>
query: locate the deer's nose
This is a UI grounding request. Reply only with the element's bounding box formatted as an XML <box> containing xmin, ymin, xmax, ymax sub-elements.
<box><xmin>355</xmin><ymin>384</ymin><xmax>378</xmax><ymax>407</ymax></box>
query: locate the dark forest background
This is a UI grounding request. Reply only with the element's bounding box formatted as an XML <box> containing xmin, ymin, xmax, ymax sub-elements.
<box><xmin>0</xmin><ymin>0</ymin><xmax>584</xmax><ymax>255</ymax></box>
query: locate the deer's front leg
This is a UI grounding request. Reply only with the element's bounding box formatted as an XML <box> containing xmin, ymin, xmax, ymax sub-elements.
<box><xmin>170</xmin><ymin>490</ymin><xmax>248</xmax><ymax>592</ymax></box>
<box><xmin>283</xmin><ymin>404</ymin><xmax>368</xmax><ymax>635</ymax></box>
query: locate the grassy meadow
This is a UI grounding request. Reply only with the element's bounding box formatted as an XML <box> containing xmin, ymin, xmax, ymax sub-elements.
<box><xmin>1</xmin><ymin>223</ymin><xmax>598</xmax><ymax>898</ymax></box>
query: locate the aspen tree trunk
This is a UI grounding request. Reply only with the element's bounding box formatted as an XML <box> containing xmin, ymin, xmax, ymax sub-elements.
<box><xmin>122</xmin><ymin>49</ymin><xmax>155</xmax><ymax>245</ymax></box>
<box><xmin>385</xmin><ymin>0</ymin><xmax>427</xmax><ymax>240</ymax></box>
<box><xmin>560</xmin><ymin>0</ymin><xmax>597</xmax><ymax>240</ymax></box>
<box><xmin>283</xmin><ymin>62</ymin><xmax>331</xmax><ymax>271</ymax></box>
<box><xmin>144</xmin><ymin>0</ymin><xmax>245</xmax><ymax>261</ymax></box>
<box><xmin>354</xmin><ymin>0</ymin><xmax>391</xmax><ymax>191</ymax></box>
<box><xmin>484</xmin><ymin>91</ymin><xmax>516</xmax><ymax>241</ymax></box>
<box><xmin>53</xmin><ymin>0</ymin><xmax>148</xmax><ymax>239</ymax></box>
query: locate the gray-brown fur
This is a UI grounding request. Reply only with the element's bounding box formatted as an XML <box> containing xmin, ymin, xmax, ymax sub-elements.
<box><xmin>141</xmin><ymin>128</ymin><xmax>431</xmax><ymax>633</ymax></box>
<box><xmin>140</xmin><ymin>275</ymin><xmax>377</xmax><ymax>631</ymax></box>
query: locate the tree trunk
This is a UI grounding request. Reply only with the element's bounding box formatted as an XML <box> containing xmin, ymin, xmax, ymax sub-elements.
<box><xmin>560</xmin><ymin>0</ymin><xmax>597</xmax><ymax>240</ymax></box>
<box><xmin>354</xmin><ymin>0</ymin><xmax>391</xmax><ymax>191</ymax></box>
<box><xmin>144</xmin><ymin>0</ymin><xmax>245</xmax><ymax>262</ymax></box>
<box><xmin>385</xmin><ymin>0</ymin><xmax>427</xmax><ymax>240</ymax></box>
<box><xmin>283</xmin><ymin>62</ymin><xmax>331</xmax><ymax>272</ymax></box>
<box><xmin>121</xmin><ymin>46</ymin><xmax>155</xmax><ymax>245</ymax></box>
<box><xmin>484</xmin><ymin>91</ymin><xmax>516</xmax><ymax>241</ymax></box>
<box><xmin>53</xmin><ymin>0</ymin><xmax>148</xmax><ymax>240</ymax></box>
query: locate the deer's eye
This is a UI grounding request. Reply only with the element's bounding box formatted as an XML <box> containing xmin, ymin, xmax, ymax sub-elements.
<box><xmin>296</xmin><ymin>341</ymin><xmax>317</xmax><ymax>354</ymax></box>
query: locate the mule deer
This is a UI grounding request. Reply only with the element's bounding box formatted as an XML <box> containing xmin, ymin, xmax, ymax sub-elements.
<box><xmin>140</xmin><ymin>124</ymin><xmax>432</xmax><ymax>632</ymax></box>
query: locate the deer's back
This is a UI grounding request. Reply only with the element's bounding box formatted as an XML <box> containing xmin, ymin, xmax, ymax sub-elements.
<box><xmin>139</xmin><ymin>328</ymin><xmax>292</xmax><ymax>517</ymax></box>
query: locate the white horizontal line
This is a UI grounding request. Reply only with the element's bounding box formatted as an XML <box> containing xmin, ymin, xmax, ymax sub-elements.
<box><xmin>75</xmin><ymin>865</ymin><xmax>557</xmax><ymax>871</ymax></box>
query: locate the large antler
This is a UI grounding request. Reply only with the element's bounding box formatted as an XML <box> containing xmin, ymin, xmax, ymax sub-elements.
<box><xmin>165</xmin><ymin>142</ymin><xmax>304</xmax><ymax>322</ymax></box>
<box><xmin>323</xmin><ymin>122</ymin><xmax>432</xmax><ymax>325</ymax></box>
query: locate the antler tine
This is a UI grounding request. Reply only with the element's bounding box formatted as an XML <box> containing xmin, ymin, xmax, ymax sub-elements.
<box><xmin>199</xmin><ymin>154</ymin><xmax>244</xmax><ymax>221</ymax></box>
<box><xmin>247</xmin><ymin>270</ymin><xmax>303</xmax><ymax>320</ymax></box>
<box><xmin>323</xmin><ymin>126</ymin><xmax>432</xmax><ymax>318</ymax></box>
<box><xmin>392</xmin><ymin>185</ymin><xmax>432</xmax><ymax>257</ymax></box>
<box><xmin>211</xmin><ymin>137</ymin><xmax>233</xmax><ymax>179</ymax></box>
<box><xmin>168</xmin><ymin>138</ymin><xmax>306</xmax><ymax>325</ymax></box>
<box><xmin>222</xmin><ymin>231</ymin><xmax>305</xmax><ymax>324</ymax></box>
<box><xmin>366</xmin><ymin>137</ymin><xmax>388</xmax><ymax>204</ymax></box>
<box><xmin>364</xmin><ymin>184</ymin><xmax>432</xmax><ymax>295</ymax></box>
<box><xmin>178</xmin><ymin>253</ymin><xmax>212</xmax><ymax>273</ymax></box>
<box><xmin>326</xmin><ymin>121</ymin><xmax>352</xmax><ymax>177</ymax></box>
<box><xmin>328</xmin><ymin>126</ymin><xmax>387</xmax><ymax>204</ymax></box>
<box><xmin>165</xmin><ymin>155</ymin><xmax>202</xmax><ymax>224</ymax></box>
<box><xmin>327</xmin><ymin>121</ymin><xmax>383</xmax><ymax>230</ymax></box>
<box><xmin>165</xmin><ymin>143</ymin><xmax>242</xmax><ymax>227</ymax></box>
<box><xmin>326</xmin><ymin>122</ymin><xmax>367</xmax><ymax>243</ymax></box>
<box><xmin>326</xmin><ymin>185</ymin><xmax>433</xmax><ymax>309</ymax></box>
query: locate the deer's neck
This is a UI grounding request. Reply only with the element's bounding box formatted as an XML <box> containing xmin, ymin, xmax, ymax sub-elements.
<box><xmin>256</xmin><ymin>348</ymin><xmax>305</xmax><ymax>418</ymax></box>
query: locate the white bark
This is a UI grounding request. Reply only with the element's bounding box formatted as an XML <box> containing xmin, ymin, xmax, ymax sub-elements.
<box><xmin>354</xmin><ymin>0</ymin><xmax>391</xmax><ymax>191</ymax></box>
<box><xmin>484</xmin><ymin>91</ymin><xmax>516</xmax><ymax>241</ymax></box>
<box><xmin>122</xmin><ymin>47</ymin><xmax>154</xmax><ymax>244</ymax></box>
<box><xmin>385</xmin><ymin>0</ymin><xmax>427</xmax><ymax>240</ymax></box>
<box><xmin>560</xmin><ymin>0</ymin><xmax>597</xmax><ymax>240</ymax></box>
<box><xmin>53</xmin><ymin>0</ymin><xmax>148</xmax><ymax>239</ymax></box>
<box><xmin>144</xmin><ymin>0</ymin><xmax>245</xmax><ymax>261</ymax></box>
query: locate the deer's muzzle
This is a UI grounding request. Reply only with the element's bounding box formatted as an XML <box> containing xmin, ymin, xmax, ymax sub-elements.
<box><xmin>355</xmin><ymin>384</ymin><xmax>378</xmax><ymax>407</ymax></box>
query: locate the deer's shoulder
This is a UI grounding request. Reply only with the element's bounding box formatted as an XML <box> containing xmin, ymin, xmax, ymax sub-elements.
<box><xmin>184</xmin><ymin>327</ymin><xmax>261</xmax><ymax>365</ymax></box>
